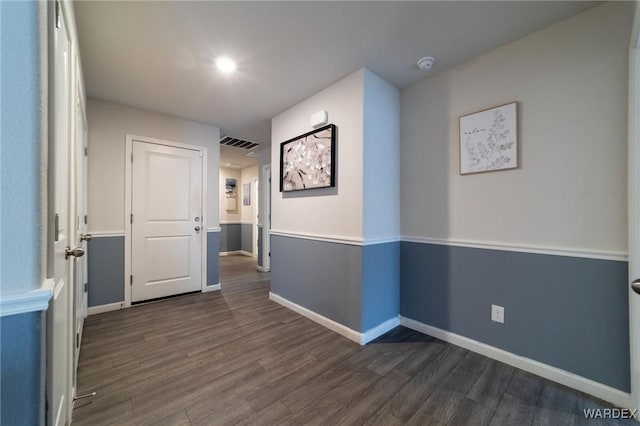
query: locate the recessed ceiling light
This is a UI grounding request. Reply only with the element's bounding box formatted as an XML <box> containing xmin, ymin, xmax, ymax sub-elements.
<box><xmin>215</xmin><ymin>56</ymin><xmax>237</xmax><ymax>74</ymax></box>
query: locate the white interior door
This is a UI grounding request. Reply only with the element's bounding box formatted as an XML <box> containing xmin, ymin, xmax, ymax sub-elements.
<box><xmin>131</xmin><ymin>141</ymin><xmax>203</xmax><ymax>302</ymax></box>
<box><xmin>47</xmin><ymin>2</ymin><xmax>73</xmax><ymax>425</ymax></box>
<box><xmin>72</xmin><ymin>89</ymin><xmax>88</xmax><ymax>382</ymax></box>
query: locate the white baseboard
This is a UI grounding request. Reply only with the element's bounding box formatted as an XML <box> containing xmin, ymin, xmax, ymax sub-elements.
<box><xmin>268</xmin><ymin>292</ymin><xmax>399</xmax><ymax>345</ymax></box>
<box><xmin>219</xmin><ymin>250</ymin><xmax>254</xmax><ymax>257</ymax></box>
<box><xmin>269</xmin><ymin>292</ymin><xmax>361</xmax><ymax>344</ymax></box>
<box><xmin>399</xmin><ymin>316</ymin><xmax>633</xmax><ymax>410</ymax></box>
<box><xmin>87</xmin><ymin>302</ymin><xmax>123</xmax><ymax>316</ymax></box>
<box><xmin>256</xmin><ymin>265</ymin><xmax>269</xmax><ymax>272</ymax></box>
<box><xmin>361</xmin><ymin>317</ymin><xmax>400</xmax><ymax>344</ymax></box>
<box><xmin>203</xmin><ymin>283</ymin><xmax>221</xmax><ymax>292</ymax></box>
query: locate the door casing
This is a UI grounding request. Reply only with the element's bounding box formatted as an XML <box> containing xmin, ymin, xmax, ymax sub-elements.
<box><xmin>628</xmin><ymin>3</ymin><xmax>640</xmax><ymax>414</ymax></box>
<box><xmin>262</xmin><ymin>165</ymin><xmax>271</xmax><ymax>272</ymax></box>
<box><xmin>124</xmin><ymin>134</ymin><xmax>208</xmax><ymax>307</ymax></box>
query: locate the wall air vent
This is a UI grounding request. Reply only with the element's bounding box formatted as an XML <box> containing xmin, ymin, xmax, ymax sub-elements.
<box><xmin>219</xmin><ymin>136</ymin><xmax>260</xmax><ymax>150</ymax></box>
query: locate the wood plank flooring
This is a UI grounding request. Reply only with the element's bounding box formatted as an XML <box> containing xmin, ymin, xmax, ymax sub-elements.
<box><xmin>74</xmin><ymin>255</ymin><xmax>635</xmax><ymax>425</ymax></box>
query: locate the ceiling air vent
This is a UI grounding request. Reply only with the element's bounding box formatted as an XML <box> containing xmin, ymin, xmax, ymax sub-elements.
<box><xmin>219</xmin><ymin>136</ymin><xmax>260</xmax><ymax>150</ymax></box>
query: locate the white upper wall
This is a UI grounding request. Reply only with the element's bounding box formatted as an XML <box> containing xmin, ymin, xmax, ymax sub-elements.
<box><xmin>271</xmin><ymin>69</ymin><xmax>365</xmax><ymax>240</ymax></box>
<box><xmin>240</xmin><ymin>164</ymin><xmax>259</xmax><ymax>223</ymax></box>
<box><xmin>400</xmin><ymin>1</ymin><xmax>632</xmax><ymax>254</ymax></box>
<box><xmin>257</xmin><ymin>147</ymin><xmax>271</xmax><ymax>228</ymax></box>
<box><xmin>363</xmin><ymin>69</ymin><xmax>400</xmax><ymax>241</ymax></box>
<box><xmin>87</xmin><ymin>98</ymin><xmax>220</xmax><ymax>233</ymax></box>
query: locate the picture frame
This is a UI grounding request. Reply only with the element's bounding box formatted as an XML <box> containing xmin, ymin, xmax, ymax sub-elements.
<box><xmin>280</xmin><ymin>124</ymin><xmax>336</xmax><ymax>192</ymax></box>
<box><xmin>243</xmin><ymin>183</ymin><xmax>251</xmax><ymax>206</ymax></box>
<box><xmin>459</xmin><ymin>102</ymin><xmax>518</xmax><ymax>175</ymax></box>
<box><xmin>225</xmin><ymin>178</ymin><xmax>237</xmax><ymax>197</ymax></box>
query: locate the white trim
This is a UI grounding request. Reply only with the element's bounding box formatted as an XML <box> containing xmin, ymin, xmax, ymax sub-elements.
<box><xmin>628</xmin><ymin>14</ymin><xmax>640</xmax><ymax>414</ymax></box>
<box><xmin>401</xmin><ymin>236</ymin><xmax>628</xmax><ymax>262</ymax></box>
<box><xmin>269</xmin><ymin>292</ymin><xmax>361</xmax><ymax>344</ymax></box>
<box><xmin>270</xmin><ymin>229</ymin><xmax>401</xmax><ymax>247</ymax></box>
<box><xmin>262</xmin><ymin>165</ymin><xmax>271</xmax><ymax>271</ymax></box>
<box><xmin>0</xmin><ymin>279</ymin><xmax>54</xmax><ymax>317</ymax></box>
<box><xmin>88</xmin><ymin>231</ymin><xmax>125</xmax><ymax>238</ymax></box>
<box><xmin>202</xmin><ymin>283</ymin><xmax>221</xmax><ymax>292</ymax></box>
<box><xmin>240</xmin><ymin>250</ymin><xmax>254</xmax><ymax>257</ymax></box>
<box><xmin>361</xmin><ymin>317</ymin><xmax>400</xmax><ymax>344</ymax></box>
<box><xmin>219</xmin><ymin>251</ymin><xmax>241</xmax><ymax>256</ymax></box>
<box><xmin>268</xmin><ymin>292</ymin><xmax>399</xmax><ymax>345</ymax></box>
<box><xmin>256</xmin><ymin>265</ymin><xmax>270</xmax><ymax>272</ymax></box>
<box><xmin>364</xmin><ymin>236</ymin><xmax>402</xmax><ymax>246</ymax></box>
<box><xmin>87</xmin><ymin>302</ymin><xmax>123</xmax><ymax>316</ymax></box>
<box><xmin>399</xmin><ymin>316</ymin><xmax>633</xmax><ymax>410</ymax></box>
<box><xmin>207</xmin><ymin>227</ymin><xmax>221</xmax><ymax>233</ymax></box>
<box><xmin>270</xmin><ymin>229</ymin><xmax>364</xmax><ymax>246</ymax></box>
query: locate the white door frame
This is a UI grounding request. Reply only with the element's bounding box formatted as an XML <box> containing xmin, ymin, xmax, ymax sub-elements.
<box><xmin>628</xmin><ymin>3</ymin><xmax>640</xmax><ymax>414</ymax></box>
<box><xmin>124</xmin><ymin>134</ymin><xmax>208</xmax><ymax>307</ymax></box>
<box><xmin>253</xmin><ymin>177</ymin><xmax>259</xmax><ymax>257</ymax></box>
<box><xmin>262</xmin><ymin>165</ymin><xmax>271</xmax><ymax>271</ymax></box>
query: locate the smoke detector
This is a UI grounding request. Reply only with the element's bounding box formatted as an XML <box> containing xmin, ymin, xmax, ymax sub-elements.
<box><xmin>417</xmin><ymin>56</ymin><xmax>435</xmax><ymax>71</ymax></box>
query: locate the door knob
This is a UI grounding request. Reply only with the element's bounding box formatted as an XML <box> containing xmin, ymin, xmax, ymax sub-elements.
<box><xmin>632</xmin><ymin>279</ymin><xmax>640</xmax><ymax>295</ymax></box>
<box><xmin>65</xmin><ymin>247</ymin><xmax>85</xmax><ymax>259</ymax></box>
<box><xmin>194</xmin><ymin>226</ymin><xmax>201</xmax><ymax>232</ymax></box>
<box><xmin>80</xmin><ymin>233</ymin><xmax>92</xmax><ymax>242</ymax></box>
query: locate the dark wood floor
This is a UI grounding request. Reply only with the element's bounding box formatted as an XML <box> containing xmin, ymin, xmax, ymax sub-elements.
<box><xmin>219</xmin><ymin>254</ymin><xmax>264</xmax><ymax>286</ymax></box>
<box><xmin>74</xmin><ymin>255</ymin><xmax>634</xmax><ymax>425</ymax></box>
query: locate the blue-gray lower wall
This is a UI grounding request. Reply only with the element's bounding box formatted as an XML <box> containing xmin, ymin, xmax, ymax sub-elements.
<box><xmin>362</xmin><ymin>241</ymin><xmax>400</xmax><ymax>330</ymax></box>
<box><xmin>257</xmin><ymin>225</ymin><xmax>264</xmax><ymax>267</ymax></box>
<box><xmin>207</xmin><ymin>231</ymin><xmax>220</xmax><ymax>285</ymax></box>
<box><xmin>271</xmin><ymin>235</ymin><xmax>399</xmax><ymax>332</ymax></box>
<box><xmin>1</xmin><ymin>311</ymin><xmax>43</xmax><ymax>425</ymax></box>
<box><xmin>88</xmin><ymin>233</ymin><xmax>220</xmax><ymax>306</ymax></box>
<box><xmin>241</xmin><ymin>223</ymin><xmax>253</xmax><ymax>254</ymax></box>
<box><xmin>400</xmin><ymin>241</ymin><xmax>630</xmax><ymax>392</ymax></box>
<box><xmin>88</xmin><ymin>236</ymin><xmax>125</xmax><ymax>307</ymax></box>
<box><xmin>220</xmin><ymin>223</ymin><xmax>241</xmax><ymax>252</ymax></box>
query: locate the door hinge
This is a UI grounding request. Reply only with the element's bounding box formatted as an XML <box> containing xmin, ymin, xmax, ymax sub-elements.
<box><xmin>84</xmin><ymin>215</ymin><xmax>88</xmax><ymax>225</ymax></box>
<box><xmin>84</xmin><ymin>146</ymin><xmax>88</xmax><ymax>156</ymax></box>
<box><xmin>131</xmin><ymin>152</ymin><xmax>133</xmax><ymax>163</ymax></box>
<box><xmin>130</xmin><ymin>214</ymin><xmax>133</xmax><ymax>224</ymax></box>
<box><xmin>130</xmin><ymin>275</ymin><xmax>133</xmax><ymax>286</ymax></box>
<box><xmin>55</xmin><ymin>1</ymin><xmax>61</xmax><ymax>29</ymax></box>
<box><xmin>54</xmin><ymin>213</ymin><xmax>60</xmax><ymax>242</ymax></box>
<box><xmin>84</xmin><ymin>283</ymin><xmax>88</xmax><ymax>293</ymax></box>
<box><xmin>76</xmin><ymin>332</ymin><xmax>80</xmax><ymax>348</ymax></box>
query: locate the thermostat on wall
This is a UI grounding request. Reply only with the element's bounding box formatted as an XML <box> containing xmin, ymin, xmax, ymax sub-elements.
<box><xmin>310</xmin><ymin>110</ymin><xmax>328</xmax><ymax>128</ymax></box>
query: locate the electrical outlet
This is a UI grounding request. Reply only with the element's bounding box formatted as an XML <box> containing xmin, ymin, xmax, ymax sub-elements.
<box><xmin>491</xmin><ymin>304</ymin><xmax>504</xmax><ymax>324</ymax></box>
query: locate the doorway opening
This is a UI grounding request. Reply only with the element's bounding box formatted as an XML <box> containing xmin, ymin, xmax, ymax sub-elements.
<box><xmin>219</xmin><ymin>142</ymin><xmax>267</xmax><ymax>287</ymax></box>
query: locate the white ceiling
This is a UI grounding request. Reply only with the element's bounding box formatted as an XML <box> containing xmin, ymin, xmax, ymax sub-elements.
<box><xmin>220</xmin><ymin>144</ymin><xmax>259</xmax><ymax>170</ymax></box>
<box><xmin>74</xmin><ymin>1</ymin><xmax>597</xmax><ymax>145</ymax></box>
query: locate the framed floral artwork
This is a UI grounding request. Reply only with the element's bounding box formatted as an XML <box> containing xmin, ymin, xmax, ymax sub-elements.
<box><xmin>280</xmin><ymin>124</ymin><xmax>336</xmax><ymax>192</ymax></box>
<box><xmin>459</xmin><ymin>102</ymin><xmax>518</xmax><ymax>175</ymax></box>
